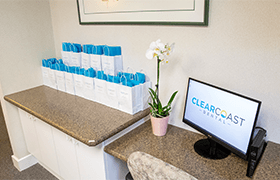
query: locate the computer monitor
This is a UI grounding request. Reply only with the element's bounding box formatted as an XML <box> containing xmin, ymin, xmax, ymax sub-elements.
<box><xmin>183</xmin><ymin>78</ymin><xmax>261</xmax><ymax>160</ymax></box>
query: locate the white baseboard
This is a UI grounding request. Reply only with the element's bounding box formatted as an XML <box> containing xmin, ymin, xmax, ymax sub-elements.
<box><xmin>12</xmin><ymin>154</ymin><xmax>38</xmax><ymax>172</ymax></box>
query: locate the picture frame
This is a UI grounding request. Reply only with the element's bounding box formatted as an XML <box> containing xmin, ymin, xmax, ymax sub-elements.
<box><xmin>77</xmin><ymin>0</ymin><xmax>209</xmax><ymax>26</ymax></box>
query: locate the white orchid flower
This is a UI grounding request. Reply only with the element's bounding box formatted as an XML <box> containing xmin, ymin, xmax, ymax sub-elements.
<box><xmin>155</xmin><ymin>39</ymin><xmax>165</xmax><ymax>52</ymax></box>
<box><xmin>145</xmin><ymin>48</ymin><xmax>156</xmax><ymax>59</ymax></box>
<box><xmin>146</xmin><ymin>39</ymin><xmax>175</xmax><ymax>63</ymax></box>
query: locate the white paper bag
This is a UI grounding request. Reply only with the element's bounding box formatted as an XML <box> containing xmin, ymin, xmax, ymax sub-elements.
<box><xmin>71</xmin><ymin>52</ymin><xmax>81</xmax><ymax>67</ymax></box>
<box><xmin>64</xmin><ymin>71</ymin><xmax>75</xmax><ymax>95</ymax></box>
<box><xmin>90</xmin><ymin>54</ymin><xmax>102</xmax><ymax>71</ymax></box>
<box><xmin>61</xmin><ymin>51</ymin><xmax>71</xmax><ymax>65</ymax></box>
<box><xmin>83</xmin><ymin>76</ymin><xmax>95</xmax><ymax>101</ymax></box>
<box><xmin>94</xmin><ymin>78</ymin><xmax>108</xmax><ymax>105</ymax></box>
<box><xmin>42</xmin><ymin>66</ymin><xmax>52</xmax><ymax>87</ymax></box>
<box><xmin>81</xmin><ymin>52</ymin><xmax>90</xmax><ymax>69</ymax></box>
<box><xmin>101</xmin><ymin>55</ymin><xmax>123</xmax><ymax>76</ymax></box>
<box><xmin>106</xmin><ymin>81</ymin><xmax>119</xmax><ymax>109</ymax></box>
<box><xmin>55</xmin><ymin>69</ymin><xmax>66</xmax><ymax>92</ymax></box>
<box><xmin>118</xmin><ymin>83</ymin><xmax>142</xmax><ymax>115</ymax></box>
<box><xmin>48</xmin><ymin>68</ymin><xmax>57</xmax><ymax>90</ymax></box>
<box><xmin>73</xmin><ymin>73</ymin><xmax>84</xmax><ymax>98</ymax></box>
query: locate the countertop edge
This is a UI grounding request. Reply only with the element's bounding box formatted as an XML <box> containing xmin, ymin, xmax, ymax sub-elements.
<box><xmin>104</xmin><ymin>147</ymin><xmax>128</xmax><ymax>162</ymax></box>
<box><xmin>94</xmin><ymin>109</ymin><xmax>150</xmax><ymax>145</ymax></box>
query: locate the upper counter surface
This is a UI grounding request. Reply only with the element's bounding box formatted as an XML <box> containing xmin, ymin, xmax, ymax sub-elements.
<box><xmin>4</xmin><ymin>85</ymin><xmax>150</xmax><ymax>146</ymax></box>
<box><xmin>104</xmin><ymin>121</ymin><xmax>280</xmax><ymax>180</ymax></box>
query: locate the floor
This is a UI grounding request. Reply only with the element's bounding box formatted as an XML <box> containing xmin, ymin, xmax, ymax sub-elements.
<box><xmin>0</xmin><ymin>103</ymin><xmax>57</xmax><ymax>180</ymax></box>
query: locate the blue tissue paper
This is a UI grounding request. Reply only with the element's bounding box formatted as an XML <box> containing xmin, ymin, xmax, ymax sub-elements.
<box><xmin>107</xmin><ymin>75</ymin><xmax>114</xmax><ymax>82</ymax></box>
<box><xmin>56</xmin><ymin>63</ymin><xmax>66</xmax><ymax>71</ymax></box>
<box><xmin>97</xmin><ymin>71</ymin><xmax>107</xmax><ymax>80</ymax></box>
<box><xmin>113</xmin><ymin>76</ymin><xmax>120</xmax><ymax>84</ymax></box>
<box><xmin>50</xmin><ymin>63</ymin><xmax>56</xmax><ymax>70</ymax></box>
<box><xmin>135</xmin><ymin>72</ymin><xmax>146</xmax><ymax>83</ymax></box>
<box><xmin>83</xmin><ymin>45</ymin><xmax>87</xmax><ymax>53</ymax></box>
<box><xmin>42</xmin><ymin>59</ymin><xmax>48</xmax><ymax>67</ymax></box>
<box><xmin>74</xmin><ymin>67</ymin><xmax>80</xmax><ymax>74</ymax></box>
<box><xmin>47</xmin><ymin>58</ymin><xmax>57</xmax><ymax>64</ymax></box>
<box><xmin>84</xmin><ymin>68</ymin><xmax>96</xmax><ymax>77</ymax></box>
<box><xmin>92</xmin><ymin>45</ymin><xmax>104</xmax><ymax>55</ymax></box>
<box><xmin>62</xmin><ymin>42</ymin><xmax>71</xmax><ymax>52</ymax></box>
<box><xmin>71</xmin><ymin>43</ymin><xmax>82</xmax><ymax>53</ymax></box>
<box><xmin>69</xmin><ymin>66</ymin><xmax>76</xmax><ymax>73</ymax></box>
<box><xmin>86</xmin><ymin>45</ymin><xmax>94</xmax><ymax>54</ymax></box>
<box><xmin>117</xmin><ymin>72</ymin><xmax>123</xmax><ymax>77</ymax></box>
<box><xmin>131</xmin><ymin>80</ymin><xmax>140</xmax><ymax>86</ymax></box>
<box><xmin>57</xmin><ymin>59</ymin><xmax>63</xmax><ymax>64</ymax></box>
<box><xmin>79</xmin><ymin>68</ymin><xmax>85</xmax><ymax>75</ymax></box>
<box><xmin>103</xmin><ymin>45</ymin><xmax>121</xmax><ymax>56</ymax></box>
<box><xmin>122</xmin><ymin>79</ymin><xmax>133</xmax><ymax>87</ymax></box>
<box><xmin>123</xmin><ymin>72</ymin><xmax>134</xmax><ymax>80</ymax></box>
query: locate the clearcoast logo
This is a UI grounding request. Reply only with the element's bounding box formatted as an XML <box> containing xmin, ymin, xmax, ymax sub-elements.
<box><xmin>191</xmin><ymin>97</ymin><xmax>245</xmax><ymax>126</ymax></box>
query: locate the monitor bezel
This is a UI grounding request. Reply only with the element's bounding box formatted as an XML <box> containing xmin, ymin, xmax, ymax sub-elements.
<box><xmin>182</xmin><ymin>77</ymin><xmax>262</xmax><ymax>160</ymax></box>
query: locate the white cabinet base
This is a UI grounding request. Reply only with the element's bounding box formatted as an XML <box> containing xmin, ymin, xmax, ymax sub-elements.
<box><xmin>18</xmin><ymin>108</ymin><xmax>148</xmax><ymax>180</ymax></box>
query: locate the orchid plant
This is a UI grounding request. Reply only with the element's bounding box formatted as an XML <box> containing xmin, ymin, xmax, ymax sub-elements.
<box><xmin>146</xmin><ymin>39</ymin><xmax>178</xmax><ymax>118</ymax></box>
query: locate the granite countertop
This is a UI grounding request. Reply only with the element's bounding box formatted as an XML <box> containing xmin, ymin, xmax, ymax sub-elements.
<box><xmin>4</xmin><ymin>85</ymin><xmax>150</xmax><ymax>146</ymax></box>
<box><xmin>253</xmin><ymin>141</ymin><xmax>280</xmax><ymax>179</ymax></box>
<box><xmin>104</xmin><ymin>121</ymin><xmax>280</xmax><ymax>180</ymax></box>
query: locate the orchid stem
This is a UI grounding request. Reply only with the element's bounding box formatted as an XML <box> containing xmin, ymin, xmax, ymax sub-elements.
<box><xmin>156</xmin><ymin>57</ymin><xmax>160</xmax><ymax>104</ymax></box>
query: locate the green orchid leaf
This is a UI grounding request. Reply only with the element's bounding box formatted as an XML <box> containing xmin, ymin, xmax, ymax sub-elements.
<box><xmin>148</xmin><ymin>91</ymin><xmax>157</xmax><ymax>105</ymax></box>
<box><xmin>148</xmin><ymin>103</ymin><xmax>155</xmax><ymax>110</ymax></box>
<box><xmin>158</xmin><ymin>99</ymin><xmax>163</xmax><ymax>113</ymax></box>
<box><xmin>149</xmin><ymin>88</ymin><xmax>157</xmax><ymax>98</ymax></box>
<box><xmin>167</xmin><ymin>91</ymin><xmax>178</xmax><ymax>107</ymax></box>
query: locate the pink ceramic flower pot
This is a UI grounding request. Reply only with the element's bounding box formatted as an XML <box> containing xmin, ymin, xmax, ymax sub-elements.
<box><xmin>150</xmin><ymin>115</ymin><xmax>169</xmax><ymax>136</ymax></box>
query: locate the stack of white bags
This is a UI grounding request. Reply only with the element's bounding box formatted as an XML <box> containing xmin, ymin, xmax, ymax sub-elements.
<box><xmin>41</xmin><ymin>42</ymin><xmax>152</xmax><ymax>115</ymax></box>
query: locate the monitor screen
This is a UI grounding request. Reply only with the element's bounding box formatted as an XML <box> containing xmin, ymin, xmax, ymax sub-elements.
<box><xmin>183</xmin><ymin>78</ymin><xmax>261</xmax><ymax>159</ymax></box>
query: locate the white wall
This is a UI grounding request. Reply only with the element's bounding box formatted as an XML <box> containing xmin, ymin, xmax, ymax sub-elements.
<box><xmin>0</xmin><ymin>0</ymin><xmax>55</xmax><ymax>159</ymax></box>
<box><xmin>49</xmin><ymin>0</ymin><xmax>279</xmax><ymax>145</ymax></box>
<box><xmin>49</xmin><ymin>0</ymin><xmax>280</xmax><ymax>144</ymax></box>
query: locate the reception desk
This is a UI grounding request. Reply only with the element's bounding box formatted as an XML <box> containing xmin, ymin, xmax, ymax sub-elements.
<box><xmin>104</xmin><ymin>121</ymin><xmax>280</xmax><ymax>180</ymax></box>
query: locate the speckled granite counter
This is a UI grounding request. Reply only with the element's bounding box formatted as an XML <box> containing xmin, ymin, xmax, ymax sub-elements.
<box><xmin>104</xmin><ymin>121</ymin><xmax>280</xmax><ymax>180</ymax></box>
<box><xmin>4</xmin><ymin>85</ymin><xmax>150</xmax><ymax>146</ymax></box>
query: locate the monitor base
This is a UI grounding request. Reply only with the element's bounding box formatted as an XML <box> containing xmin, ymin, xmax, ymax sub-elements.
<box><xmin>194</xmin><ymin>138</ymin><xmax>231</xmax><ymax>160</ymax></box>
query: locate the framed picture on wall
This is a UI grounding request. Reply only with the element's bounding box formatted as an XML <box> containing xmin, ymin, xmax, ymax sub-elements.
<box><xmin>77</xmin><ymin>0</ymin><xmax>209</xmax><ymax>26</ymax></box>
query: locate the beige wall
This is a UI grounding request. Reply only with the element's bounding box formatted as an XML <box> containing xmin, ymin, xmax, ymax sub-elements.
<box><xmin>50</xmin><ymin>0</ymin><xmax>280</xmax><ymax>144</ymax></box>
<box><xmin>0</xmin><ymin>0</ymin><xmax>55</xmax><ymax>158</ymax></box>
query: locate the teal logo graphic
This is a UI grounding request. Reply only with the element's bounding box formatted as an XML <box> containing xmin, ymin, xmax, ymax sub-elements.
<box><xmin>192</xmin><ymin>97</ymin><xmax>245</xmax><ymax>126</ymax></box>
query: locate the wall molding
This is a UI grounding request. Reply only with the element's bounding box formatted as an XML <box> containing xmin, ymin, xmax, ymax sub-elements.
<box><xmin>12</xmin><ymin>154</ymin><xmax>37</xmax><ymax>172</ymax></box>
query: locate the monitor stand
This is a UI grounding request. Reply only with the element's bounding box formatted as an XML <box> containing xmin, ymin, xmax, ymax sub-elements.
<box><xmin>194</xmin><ymin>138</ymin><xmax>231</xmax><ymax>160</ymax></box>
